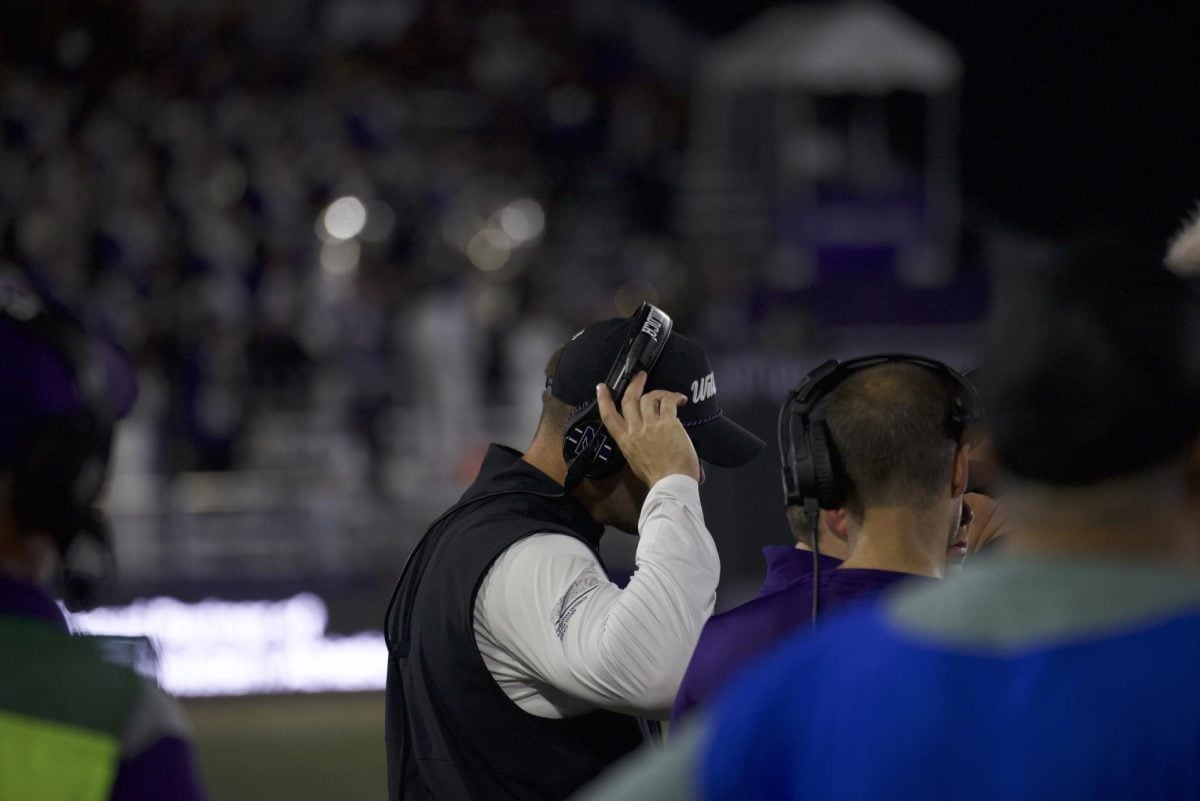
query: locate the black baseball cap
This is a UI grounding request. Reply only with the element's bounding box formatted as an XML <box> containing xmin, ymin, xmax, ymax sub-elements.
<box><xmin>549</xmin><ymin>317</ymin><xmax>765</xmax><ymax>468</ymax></box>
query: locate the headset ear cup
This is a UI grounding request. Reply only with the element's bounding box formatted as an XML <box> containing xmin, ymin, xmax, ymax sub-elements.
<box><xmin>586</xmin><ymin>441</ymin><xmax>625</xmax><ymax>479</ymax></box>
<box><xmin>562</xmin><ymin>401</ymin><xmax>596</xmax><ymax>466</ymax></box>
<box><xmin>810</xmin><ymin>422</ymin><xmax>845</xmax><ymax>509</ymax></box>
<box><xmin>562</xmin><ymin>402</ymin><xmax>624</xmax><ymax>481</ymax></box>
<box><xmin>785</xmin><ymin>414</ymin><xmax>818</xmax><ymax>507</ymax></box>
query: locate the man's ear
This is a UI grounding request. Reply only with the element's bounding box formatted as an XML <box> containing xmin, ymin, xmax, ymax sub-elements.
<box><xmin>821</xmin><ymin>508</ymin><xmax>850</xmax><ymax>543</ymax></box>
<box><xmin>951</xmin><ymin>444</ymin><xmax>970</xmax><ymax>499</ymax></box>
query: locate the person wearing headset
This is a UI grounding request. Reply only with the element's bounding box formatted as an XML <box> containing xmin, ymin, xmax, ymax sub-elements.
<box><xmin>383</xmin><ymin>305</ymin><xmax>763</xmax><ymax>801</ymax></box>
<box><xmin>0</xmin><ymin>270</ymin><xmax>206</xmax><ymax>801</ymax></box>
<box><xmin>671</xmin><ymin>356</ymin><xmax>975</xmax><ymax>725</ymax></box>
<box><xmin>757</xmin><ymin>365</ymin><xmax>1005</xmax><ymax>599</ymax></box>
<box><xmin>570</xmin><ymin>236</ymin><xmax>1200</xmax><ymax>801</ymax></box>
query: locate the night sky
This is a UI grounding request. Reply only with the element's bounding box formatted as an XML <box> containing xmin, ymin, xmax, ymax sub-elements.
<box><xmin>669</xmin><ymin>1</ymin><xmax>1200</xmax><ymax>255</ymax></box>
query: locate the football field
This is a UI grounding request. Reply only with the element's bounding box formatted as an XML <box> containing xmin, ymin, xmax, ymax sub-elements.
<box><xmin>185</xmin><ymin>692</ymin><xmax>386</xmax><ymax>801</ymax></box>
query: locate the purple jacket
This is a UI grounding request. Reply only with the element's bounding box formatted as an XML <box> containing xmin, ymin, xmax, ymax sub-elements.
<box><xmin>756</xmin><ymin>546</ymin><xmax>843</xmax><ymax>599</ymax></box>
<box><xmin>673</xmin><ymin>567</ymin><xmax>929</xmax><ymax>725</ymax></box>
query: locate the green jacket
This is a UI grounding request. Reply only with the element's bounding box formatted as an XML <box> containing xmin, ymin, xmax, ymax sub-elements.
<box><xmin>0</xmin><ymin>611</ymin><xmax>192</xmax><ymax>801</ymax></box>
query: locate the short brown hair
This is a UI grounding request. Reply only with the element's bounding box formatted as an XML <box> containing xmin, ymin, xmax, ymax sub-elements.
<box><xmin>825</xmin><ymin>363</ymin><xmax>959</xmax><ymax>518</ymax></box>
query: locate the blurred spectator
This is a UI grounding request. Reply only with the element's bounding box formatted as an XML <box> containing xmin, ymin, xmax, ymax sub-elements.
<box><xmin>0</xmin><ymin>0</ymin><xmax>700</xmax><ymax>489</ymax></box>
<box><xmin>0</xmin><ymin>268</ymin><xmax>206</xmax><ymax>801</ymax></box>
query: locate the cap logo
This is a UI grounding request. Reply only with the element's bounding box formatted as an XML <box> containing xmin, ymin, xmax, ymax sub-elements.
<box><xmin>691</xmin><ymin>372</ymin><xmax>717</xmax><ymax>403</ymax></box>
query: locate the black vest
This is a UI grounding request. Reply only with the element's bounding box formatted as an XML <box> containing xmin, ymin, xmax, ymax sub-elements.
<box><xmin>385</xmin><ymin>445</ymin><xmax>644</xmax><ymax>801</ymax></box>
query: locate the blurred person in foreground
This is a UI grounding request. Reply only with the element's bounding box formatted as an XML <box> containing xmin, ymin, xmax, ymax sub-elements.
<box><xmin>383</xmin><ymin>305</ymin><xmax>763</xmax><ymax>801</ymax></box>
<box><xmin>1165</xmin><ymin>203</ymin><xmax>1200</xmax><ymax>275</ymax></box>
<box><xmin>672</xmin><ymin>356</ymin><xmax>976</xmax><ymax>725</ymax></box>
<box><xmin>0</xmin><ymin>269</ymin><xmax>206</xmax><ymax>801</ymax></box>
<box><xmin>570</xmin><ymin>239</ymin><xmax>1200</xmax><ymax>801</ymax></box>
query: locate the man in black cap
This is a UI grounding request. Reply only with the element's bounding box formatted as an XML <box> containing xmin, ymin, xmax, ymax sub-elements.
<box><xmin>383</xmin><ymin>307</ymin><xmax>763</xmax><ymax>801</ymax></box>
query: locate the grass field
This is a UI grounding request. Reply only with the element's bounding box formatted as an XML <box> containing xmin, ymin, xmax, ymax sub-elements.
<box><xmin>184</xmin><ymin>691</ymin><xmax>386</xmax><ymax>801</ymax></box>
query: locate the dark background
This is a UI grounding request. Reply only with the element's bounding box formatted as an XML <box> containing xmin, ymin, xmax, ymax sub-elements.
<box><xmin>5</xmin><ymin>0</ymin><xmax>1197</xmax><ymax>251</ymax></box>
<box><xmin>666</xmin><ymin>0</ymin><xmax>1200</xmax><ymax>253</ymax></box>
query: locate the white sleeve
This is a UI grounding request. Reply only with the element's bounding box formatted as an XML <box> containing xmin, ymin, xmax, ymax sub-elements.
<box><xmin>474</xmin><ymin>474</ymin><xmax>719</xmax><ymax>720</ymax></box>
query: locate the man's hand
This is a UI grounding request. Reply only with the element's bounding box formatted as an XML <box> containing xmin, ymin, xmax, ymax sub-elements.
<box><xmin>596</xmin><ymin>371</ymin><xmax>701</xmax><ymax>486</ymax></box>
<box><xmin>964</xmin><ymin>491</ymin><xmax>1010</xmax><ymax>554</ymax></box>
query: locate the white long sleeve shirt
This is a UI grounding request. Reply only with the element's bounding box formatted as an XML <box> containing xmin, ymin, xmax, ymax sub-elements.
<box><xmin>473</xmin><ymin>474</ymin><xmax>718</xmax><ymax>721</ymax></box>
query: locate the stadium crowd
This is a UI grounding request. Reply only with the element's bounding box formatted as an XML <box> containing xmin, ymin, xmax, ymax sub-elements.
<box><xmin>0</xmin><ymin>0</ymin><xmax>695</xmax><ymax>483</ymax></box>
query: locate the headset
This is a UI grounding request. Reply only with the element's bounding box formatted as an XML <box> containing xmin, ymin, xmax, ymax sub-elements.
<box><xmin>1</xmin><ymin>272</ymin><xmax>119</xmax><ymax>611</ymax></box>
<box><xmin>560</xmin><ymin>303</ymin><xmax>673</xmax><ymax>491</ymax></box>
<box><xmin>385</xmin><ymin>302</ymin><xmax>674</xmax><ymax>655</ymax></box>
<box><xmin>777</xmin><ymin>353</ymin><xmax>982</xmax><ymax>621</ymax></box>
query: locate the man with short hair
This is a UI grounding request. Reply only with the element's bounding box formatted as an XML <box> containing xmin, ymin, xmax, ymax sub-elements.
<box><xmin>0</xmin><ymin>272</ymin><xmax>206</xmax><ymax>801</ymax></box>
<box><xmin>672</xmin><ymin>359</ymin><xmax>971</xmax><ymax>724</ymax></box>
<box><xmin>384</xmin><ymin>308</ymin><xmax>763</xmax><ymax>801</ymax></box>
<box><xmin>571</xmin><ymin>239</ymin><xmax>1200</xmax><ymax>801</ymax></box>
